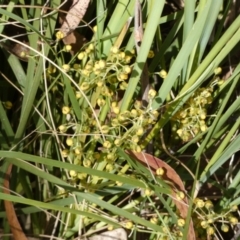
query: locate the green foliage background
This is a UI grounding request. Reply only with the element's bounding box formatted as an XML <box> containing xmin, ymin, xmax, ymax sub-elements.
<box><xmin>0</xmin><ymin>0</ymin><xmax>240</xmax><ymax>239</ymax></box>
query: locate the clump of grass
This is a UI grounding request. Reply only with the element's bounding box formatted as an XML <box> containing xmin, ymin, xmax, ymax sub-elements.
<box><xmin>0</xmin><ymin>1</ymin><xmax>240</xmax><ymax>240</ymax></box>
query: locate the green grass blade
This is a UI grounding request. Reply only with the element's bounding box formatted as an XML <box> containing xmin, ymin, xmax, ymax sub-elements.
<box><xmin>199</xmin><ymin>130</ymin><xmax>240</xmax><ymax>185</ymax></box>
<box><xmin>121</xmin><ymin>0</ymin><xmax>165</xmax><ymax>112</ymax></box>
<box><xmin>151</xmin><ymin>0</ymin><xmax>212</xmax><ymax>110</ymax></box>
<box><xmin>102</xmin><ymin>0</ymin><xmax>134</xmax><ymax>56</ymax></box>
<box><xmin>179</xmin><ymin>14</ymin><xmax>240</xmax><ymax>95</ymax></box>
<box><xmin>75</xmin><ymin>192</ymin><xmax>163</xmax><ymax>232</ymax></box>
<box><xmin>0</xmin><ymin>151</ymin><xmax>156</xmax><ymax>190</ymax></box>
<box><xmin>0</xmin><ymin>192</ymin><xmax>121</xmax><ymax>228</ymax></box>
<box><xmin>198</xmin><ymin>0</ymin><xmax>223</xmax><ymax>62</ymax></box>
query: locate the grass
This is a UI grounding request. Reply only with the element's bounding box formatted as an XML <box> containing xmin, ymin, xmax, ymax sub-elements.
<box><xmin>0</xmin><ymin>0</ymin><xmax>240</xmax><ymax>239</ymax></box>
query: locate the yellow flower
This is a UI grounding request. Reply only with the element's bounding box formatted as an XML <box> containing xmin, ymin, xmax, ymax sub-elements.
<box><xmin>194</xmin><ymin>198</ymin><xmax>205</xmax><ymax>208</ymax></box>
<box><xmin>136</xmin><ymin>127</ymin><xmax>144</xmax><ymax>136</ymax></box>
<box><xmin>77</xmin><ymin>52</ymin><xmax>86</xmax><ymax>60</ymax></box>
<box><xmin>125</xmin><ymin>221</ymin><xmax>133</xmax><ymax>229</ymax></box>
<box><xmin>110</xmin><ymin>46</ymin><xmax>119</xmax><ymax>54</ymax></box>
<box><xmin>144</xmin><ymin>188</ymin><xmax>153</xmax><ymax>196</ymax></box>
<box><xmin>118</xmin><ymin>51</ymin><xmax>125</xmax><ymax>59</ymax></box>
<box><xmin>93</xmin><ymin>25</ymin><xmax>97</xmax><ymax>33</ymax></box>
<box><xmin>97</xmin><ymin>98</ymin><xmax>106</xmax><ymax>107</ymax></box>
<box><xmin>61</xmin><ymin>149</ymin><xmax>69</xmax><ymax>158</ymax></box>
<box><xmin>131</xmin><ymin>135</ymin><xmax>139</xmax><ymax>143</ymax></box>
<box><xmin>148</xmin><ymin>89</ymin><xmax>157</xmax><ymax>98</ymax></box>
<box><xmin>76</xmin><ymin>92</ymin><xmax>82</xmax><ymax>99</ymax></box>
<box><xmin>229</xmin><ymin>217</ymin><xmax>238</xmax><ymax>225</ymax></box>
<box><xmin>123</xmin><ymin>65</ymin><xmax>132</xmax><ymax>74</ymax></box>
<box><xmin>135</xmin><ymin>145</ymin><xmax>141</xmax><ymax>152</ymax></box>
<box><xmin>98</xmin><ymin>60</ymin><xmax>106</xmax><ymax>69</ymax></box>
<box><xmin>206</xmin><ymin>226</ymin><xmax>215</xmax><ymax>235</ymax></box>
<box><xmin>112</xmin><ymin>106</ymin><xmax>120</xmax><ymax>114</ymax></box>
<box><xmin>200</xmin><ymin>220</ymin><xmax>208</xmax><ymax>229</ymax></box>
<box><xmin>156</xmin><ymin>168</ymin><xmax>164</xmax><ymax>176</ymax></box>
<box><xmin>107</xmin><ymin>225</ymin><xmax>113</xmax><ymax>231</ymax></box>
<box><xmin>105</xmin><ymin>163</ymin><xmax>113</xmax><ymax>171</ymax></box>
<box><xmin>58</xmin><ymin>125</ymin><xmax>67</xmax><ymax>133</ymax></box>
<box><xmin>221</xmin><ymin>224</ymin><xmax>229</xmax><ymax>232</ymax></box>
<box><xmin>214</xmin><ymin>67</ymin><xmax>222</xmax><ymax>75</ymax></box>
<box><xmin>177</xmin><ymin>218</ymin><xmax>185</xmax><ymax>227</ymax></box>
<box><xmin>56</xmin><ymin>31</ymin><xmax>64</xmax><ymax>40</ymax></box>
<box><xmin>116</xmin><ymin>181</ymin><xmax>123</xmax><ymax>186</ymax></box>
<box><xmin>88</xmin><ymin>43</ymin><xmax>94</xmax><ymax>51</ymax></box>
<box><xmin>147</xmin><ymin>50</ymin><xmax>154</xmax><ymax>58</ymax></box>
<box><xmin>62</xmin><ymin>64</ymin><xmax>70</xmax><ymax>72</ymax></box>
<box><xmin>64</xmin><ymin>45</ymin><xmax>72</xmax><ymax>52</ymax></box>
<box><xmin>176</xmin><ymin>191</ymin><xmax>185</xmax><ymax>200</ymax></box>
<box><xmin>150</xmin><ymin>217</ymin><xmax>158</xmax><ymax>224</ymax></box>
<box><xmin>80</xmin><ymin>82</ymin><xmax>90</xmax><ymax>91</ymax></box>
<box><xmin>66</xmin><ymin>138</ymin><xmax>73</xmax><ymax>146</ymax></box>
<box><xmin>230</xmin><ymin>205</ymin><xmax>238</xmax><ymax>212</ymax></box>
<box><xmin>62</xmin><ymin>106</ymin><xmax>70</xmax><ymax>115</ymax></box>
<box><xmin>69</xmin><ymin>170</ymin><xmax>77</xmax><ymax>177</ymax></box>
<box><xmin>159</xmin><ymin>69</ymin><xmax>168</xmax><ymax>79</ymax></box>
<box><xmin>47</xmin><ymin>65</ymin><xmax>56</xmax><ymax>74</ymax></box>
<box><xmin>205</xmin><ymin>200</ymin><xmax>213</xmax><ymax>209</ymax></box>
<box><xmin>3</xmin><ymin>101</ymin><xmax>13</xmax><ymax>109</ymax></box>
<box><xmin>103</xmin><ymin>141</ymin><xmax>112</xmax><ymax>149</ymax></box>
<box><xmin>118</xmin><ymin>73</ymin><xmax>128</xmax><ymax>81</ymax></box>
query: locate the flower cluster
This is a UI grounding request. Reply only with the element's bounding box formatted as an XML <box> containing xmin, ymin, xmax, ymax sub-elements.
<box><xmin>172</xmin><ymin>87</ymin><xmax>213</xmax><ymax>142</ymax></box>
<box><xmin>50</xmin><ymin>43</ymin><xmax>160</xmax><ymax>187</ymax></box>
<box><xmin>193</xmin><ymin>198</ymin><xmax>239</xmax><ymax>238</ymax></box>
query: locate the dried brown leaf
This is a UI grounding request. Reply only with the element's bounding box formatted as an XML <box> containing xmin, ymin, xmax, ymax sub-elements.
<box><xmin>62</xmin><ymin>31</ymin><xmax>87</xmax><ymax>55</ymax></box>
<box><xmin>4</xmin><ymin>164</ymin><xmax>28</xmax><ymax>240</ymax></box>
<box><xmin>58</xmin><ymin>0</ymin><xmax>88</xmax><ymax>54</ymax></box>
<box><xmin>60</xmin><ymin>0</ymin><xmax>90</xmax><ymax>38</ymax></box>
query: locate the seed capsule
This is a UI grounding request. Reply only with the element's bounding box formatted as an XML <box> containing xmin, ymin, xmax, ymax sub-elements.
<box><xmin>77</xmin><ymin>52</ymin><xmax>86</xmax><ymax>60</ymax></box>
<box><xmin>148</xmin><ymin>89</ymin><xmax>157</xmax><ymax>98</ymax></box>
<box><xmin>64</xmin><ymin>45</ymin><xmax>72</xmax><ymax>52</ymax></box>
<box><xmin>62</xmin><ymin>64</ymin><xmax>70</xmax><ymax>72</ymax></box>
<box><xmin>214</xmin><ymin>67</ymin><xmax>222</xmax><ymax>75</ymax></box>
<box><xmin>159</xmin><ymin>69</ymin><xmax>167</xmax><ymax>78</ymax></box>
<box><xmin>200</xmin><ymin>220</ymin><xmax>208</xmax><ymax>229</ymax></box>
<box><xmin>147</xmin><ymin>50</ymin><xmax>154</xmax><ymax>58</ymax></box>
<box><xmin>61</xmin><ymin>149</ymin><xmax>69</xmax><ymax>158</ymax></box>
<box><xmin>176</xmin><ymin>191</ymin><xmax>185</xmax><ymax>200</ymax></box>
<box><xmin>229</xmin><ymin>217</ymin><xmax>238</xmax><ymax>225</ymax></box>
<box><xmin>98</xmin><ymin>60</ymin><xmax>106</xmax><ymax>69</ymax></box>
<box><xmin>150</xmin><ymin>217</ymin><xmax>158</xmax><ymax>224</ymax></box>
<box><xmin>156</xmin><ymin>168</ymin><xmax>164</xmax><ymax>176</ymax></box>
<box><xmin>230</xmin><ymin>205</ymin><xmax>238</xmax><ymax>212</ymax></box>
<box><xmin>123</xmin><ymin>65</ymin><xmax>132</xmax><ymax>74</ymax></box>
<box><xmin>69</xmin><ymin>170</ymin><xmax>77</xmax><ymax>177</ymax></box>
<box><xmin>103</xmin><ymin>141</ymin><xmax>112</xmax><ymax>149</ymax></box>
<box><xmin>194</xmin><ymin>198</ymin><xmax>205</xmax><ymax>208</ymax></box>
<box><xmin>56</xmin><ymin>31</ymin><xmax>64</xmax><ymax>40</ymax></box>
<box><xmin>221</xmin><ymin>224</ymin><xmax>229</xmax><ymax>232</ymax></box>
<box><xmin>110</xmin><ymin>46</ymin><xmax>119</xmax><ymax>54</ymax></box>
<box><xmin>206</xmin><ymin>226</ymin><xmax>215</xmax><ymax>235</ymax></box>
<box><xmin>205</xmin><ymin>200</ymin><xmax>213</xmax><ymax>209</ymax></box>
<box><xmin>66</xmin><ymin>138</ymin><xmax>73</xmax><ymax>146</ymax></box>
<box><xmin>62</xmin><ymin>106</ymin><xmax>70</xmax><ymax>115</ymax></box>
<box><xmin>3</xmin><ymin>101</ymin><xmax>13</xmax><ymax>109</ymax></box>
<box><xmin>144</xmin><ymin>188</ymin><xmax>153</xmax><ymax>196</ymax></box>
<box><xmin>125</xmin><ymin>221</ymin><xmax>133</xmax><ymax>229</ymax></box>
<box><xmin>177</xmin><ymin>218</ymin><xmax>185</xmax><ymax>227</ymax></box>
<box><xmin>58</xmin><ymin>125</ymin><xmax>67</xmax><ymax>133</ymax></box>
